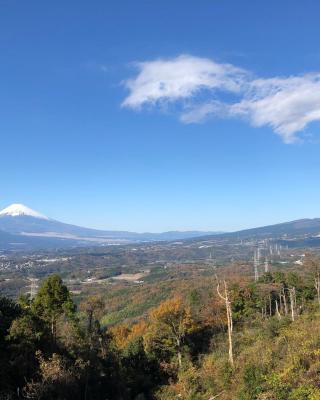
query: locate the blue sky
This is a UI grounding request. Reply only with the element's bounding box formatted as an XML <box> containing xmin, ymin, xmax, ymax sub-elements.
<box><xmin>1</xmin><ymin>0</ymin><xmax>320</xmax><ymax>232</ymax></box>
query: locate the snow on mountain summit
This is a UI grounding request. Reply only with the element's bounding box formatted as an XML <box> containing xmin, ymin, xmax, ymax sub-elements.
<box><xmin>0</xmin><ymin>204</ymin><xmax>49</xmax><ymax>220</ymax></box>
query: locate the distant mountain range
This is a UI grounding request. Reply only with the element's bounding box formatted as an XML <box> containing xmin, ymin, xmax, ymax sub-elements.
<box><xmin>1</xmin><ymin>204</ymin><xmax>320</xmax><ymax>251</ymax></box>
<box><xmin>189</xmin><ymin>218</ymin><xmax>320</xmax><ymax>248</ymax></box>
<box><xmin>0</xmin><ymin>204</ymin><xmax>220</xmax><ymax>250</ymax></box>
<box><xmin>218</xmin><ymin>218</ymin><xmax>320</xmax><ymax>240</ymax></box>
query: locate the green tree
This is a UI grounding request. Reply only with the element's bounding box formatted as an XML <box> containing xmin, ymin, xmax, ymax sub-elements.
<box><xmin>32</xmin><ymin>275</ymin><xmax>75</xmax><ymax>345</ymax></box>
<box><xmin>0</xmin><ymin>297</ymin><xmax>22</xmax><ymax>397</ymax></box>
<box><xmin>0</xmin><ymin>296</ymin><xmax>21</xmax><ymax>346</ymax></box>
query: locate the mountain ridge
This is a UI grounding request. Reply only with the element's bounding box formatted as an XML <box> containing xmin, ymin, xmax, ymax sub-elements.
<box><xmin>196</xmin><ymin>217</ymin><xmax>320</xmax><ymax>241</ymax></box>
<box><xmin>1</xmin><ymin>204</ymin><xmax>320</xmax><ymax>250</ymax></box>
<box><xmin>0</xmin><ymin>204</ymin><xmax>220</xmax><ymax>246</ymax></box>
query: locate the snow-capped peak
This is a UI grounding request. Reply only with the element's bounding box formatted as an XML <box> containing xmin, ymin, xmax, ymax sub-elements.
<box><xmin>0</xmin><ymin>204</ymin><xmax>49</xmax><ymax>220</ymax></box>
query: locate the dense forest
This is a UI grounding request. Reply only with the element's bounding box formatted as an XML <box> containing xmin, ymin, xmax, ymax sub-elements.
<box><xmin>1</xmin><ymin>256</ymin><xmax>320</xmax><ymax>400</ymax></box>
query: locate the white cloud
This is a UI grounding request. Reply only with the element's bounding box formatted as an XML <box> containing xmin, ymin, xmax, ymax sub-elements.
<box><xmin>122</xmin><ymin>55</ymin><xmax>320</xmax><ymax>143</ymax></box>
<box><xmin>231</xmin><ymin>75</ymin><xmax>320</xmax><ymax>143</ymax></box>
<box><xmin>122</xmin><ymin>54</ymin><xmax>247</xmax><ymax>108</ymax></box>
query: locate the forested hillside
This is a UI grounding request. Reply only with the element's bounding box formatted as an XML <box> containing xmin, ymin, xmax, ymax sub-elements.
<box><xmin>1</xmin><ymin>257</ymin><xmax>320</xmax><ymax>399</ymax></box>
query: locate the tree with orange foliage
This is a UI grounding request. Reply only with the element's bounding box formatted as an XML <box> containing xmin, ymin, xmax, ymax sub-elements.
<box><xmin>144</xmin><ymin>297</ymin><xmax>195</xmax><ymax>368</ymax></box>
<box><xmin>110</xmin><ymin>324</ymin><xmax>131</xmax><ymax>350</ymax></box>
<box><xmin>80</xmin><ymin>295</ymin><xmax>104</xmax><ymax>337</ymax></box>
<box><xmin>110</xmin><ymin>320</ymin><xmax>148</xmax><ymax>351</ymax></box>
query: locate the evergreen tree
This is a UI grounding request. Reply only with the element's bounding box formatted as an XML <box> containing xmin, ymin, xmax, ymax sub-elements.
<box><xmin>32</xmin><ymin>274</ymin><xmax>75</xmax><ymax>345</ymax></box>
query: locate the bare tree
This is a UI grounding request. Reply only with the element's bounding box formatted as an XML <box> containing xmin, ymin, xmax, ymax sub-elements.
<box><xmin>269</xmin><ymin>294</ymin><xmax>272</xmax><ymax>317</ymax></box>
<box><xmin>315</xmin><ymin>271</ymin><xmax>320</xmax><ymax>305</ymax></box>
<box><xmin>281</xmin><ymin>287</ymin><xmax>288</xmax><ymax>316</ymax></box>
<box><xmin>216</xmin><ymin>277</ymin><xmax>234</xmax><ymax>367</ymax></box>
<box><xmin>288</xmin><ymin>287</ymin><xmax>296</xmax><ymax>322</ymax></box>
<box><xmin>275</xmin><ymin>299</ymin><xmax>281</xmax><ymax>319</ymax></box>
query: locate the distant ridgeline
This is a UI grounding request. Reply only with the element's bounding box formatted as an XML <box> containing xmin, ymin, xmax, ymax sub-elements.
<box><xmin>0</xmin><ymin>203</ymin><xmax>220</xmax><ymax>249</ymax></box>
<box><xmin>0</xmin><ymin>203</ymin><xmax>320</xmax><ymax>251</ymax></box>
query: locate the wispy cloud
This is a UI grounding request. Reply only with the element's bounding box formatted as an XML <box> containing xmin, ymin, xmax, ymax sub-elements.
<box><xmin>122</xmin><ymin>55</ymin><xmax>320</xmax><ymax>143</ymax></box>
<box><xmin>232</xmin><ymin>75</ymin><xmax>320</xmax><ymax>143</ymax></box>
<box><xmin>122</xmin><ymin>55</ymin><xmax>247</xmax><ymax>108</ymax></box>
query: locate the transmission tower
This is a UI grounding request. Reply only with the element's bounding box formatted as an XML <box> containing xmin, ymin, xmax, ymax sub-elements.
<box><xmin>29</xmin><ymin>278</ymin><xmax>38</xmax><ymax>300</ymax></box>
<box><xmin>264</xmin><ymin>257</ymin><xmax>269</xmax><ymax>273</ymax></box>
<box><xmin>209</xmin><ymin>248</ymin><xmax>216</xmax><ymax>269</ymax></box>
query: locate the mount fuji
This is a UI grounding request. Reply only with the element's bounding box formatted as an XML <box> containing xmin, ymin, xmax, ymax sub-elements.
<box><xmin>0</xmin><ymin>204</ymin><xmax>50</xmax><ymax>219</ymax></box>
<box><xmin>0</xmin><ymin>204</ymin><xmax>217</xmax><ymax>249</ymax></box>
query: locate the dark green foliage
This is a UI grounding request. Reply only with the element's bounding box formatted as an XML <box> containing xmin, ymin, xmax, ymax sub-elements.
<box><xmin>188</xmin><ymin>289</ymin><xmax>201</xmax><ymax>307</ymax></box>
<box><xmin>273</xmin><ymin>271</ymin><xmax>286</xmax><ymax>284</ymax></box>
<box><xmin>239</xmin><ymin>364</ymin><xmax>266</xmax><ymax>400</ymax></box>
<box><xmin>258</xmin><ymin>272</ymin><xmax>274</xmax><ymax>283</ymax></box>
<box><xmin>32</xmin><ymin>274</ymin><xmax>76</xmax><ymax>347</ymax></box>
<box><xmin>0</xmin><ymin>296</ymin><xmax>21</xmax><ymax>346</ymax></box>
<box><xmin>263</xmin><ymin>315</ymin><xmax>291</xmax><ymax>338</ymax></box>
<box><xmin>266</xmin><ymin>374</ymin><xmax>291</xmax><ymax>400</ymax></box>
<box><xmin>0</xmin><ymin>297</ymin><xmax>22</xmax><ymax>398</ymax></box>
<box><xmin>231</xmin><ymin>282</ymin><xmax>259</xmax><ymax>320</ymax></box>
<box><xmin>120</xmin><ymin>337</ymin><xmax>165</xmax><ymax>399</ymax></box>
<box><xmin>32</xmin><ymin>274</ymin><xmax>75</xmax><ymax>323</ymax></box>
